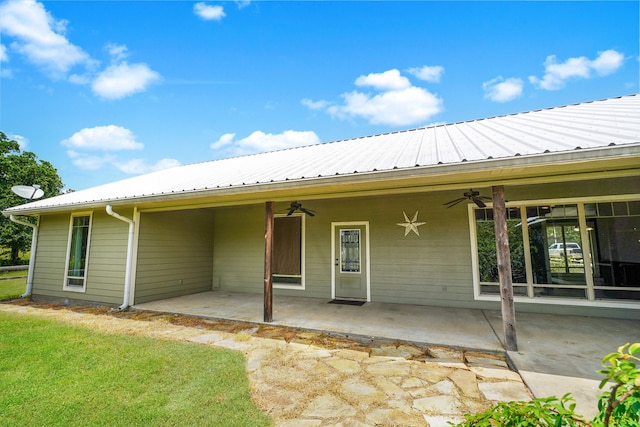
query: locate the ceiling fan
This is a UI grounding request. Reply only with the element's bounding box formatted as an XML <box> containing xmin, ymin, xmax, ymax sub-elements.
<box><xmin>443</xmin><ymin>189</ymin><xmax>491</xmax><ymax>208</ymax></box>
<box><xmin>286</xmin><ymin>201</ymin><xmax>315</xmax><ymax>216</ymax></box>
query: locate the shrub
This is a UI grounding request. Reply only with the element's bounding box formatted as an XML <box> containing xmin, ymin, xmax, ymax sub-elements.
<box><xmin>594</xmin><ymin>343</ymin><xmax>640</xmax><ymax>427</ymax></box>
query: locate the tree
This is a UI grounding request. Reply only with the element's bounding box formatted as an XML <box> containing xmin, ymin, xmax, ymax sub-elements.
<box><xmin>0</xmin><ymin>132</ymin><xmax>64</xmax><ymax>264</ymax></box>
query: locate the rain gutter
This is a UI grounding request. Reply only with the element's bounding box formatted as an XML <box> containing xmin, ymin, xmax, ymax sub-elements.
<box><xmin>105</xmin><ymin>205</ymin><xmax>135</xmax><ymax>310</ymax></box>
<box><xmin>8</xmin><ymin>215</ymin><xmax>39</xmax><ymax>298</ymax></box>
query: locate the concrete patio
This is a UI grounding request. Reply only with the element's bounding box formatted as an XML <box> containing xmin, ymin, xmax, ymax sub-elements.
<box><xmin>136</xmin><ymin>291</ymin><xmax>640</xmax><ymax>418</ymax></box>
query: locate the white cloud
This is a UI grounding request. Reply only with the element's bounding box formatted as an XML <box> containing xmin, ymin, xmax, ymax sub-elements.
<box><xmin>61</xmin><ymin>125</ymin><xmax>144</xmax><ymax>151</ymax></box>
<box><xmin>529</xmin><ymin>49</ymin><xmax>625</xmax><ymax>90</ymax></box>
<box><xmin>210</xmin><ymin>132</ymin><xmax>236</xmax><ymax>149</ymax></box>
<box><xmin>8</xmin><ymin>133</ymin><xmax>28</xmax><ymax>150</ymax></box>
<box><xmin>106</xmin><ymin>43</ymin><xmax>128</xmax><ymax>62</ymax></box>
<box><xmin>590</xmin><ymin>49</ymin><xmax>625</xmax><ymax>75</ymax></box>
<box><xmin>63</xmin><ymin>126</ymin><xmax>178</xmax><ymax>174</ymax></box>
<box><xmin>68</xmin><ymin>73</ymin><xmax>91</xmax><ymax>85</ymax></box>
<box><xmin>301</xmin><ymin>98</ymin><xmax>330</xmax><ymax>110</ymax></box>
<box><xmin>92</xmin><ymin>62</ymin><xmax>160</xmax><ymax>100</ymax></box>
<box><xmin>235</xmin><ymin>0</ymin><xmax>251</xmax><ymax>8</ymax></box>
<box><xmin>0</xmin><ymin>44</ymin><xmax>10</xmax><ymax>77</ymax></box>
<box><xmin>0</xmin><ymin>0</ymin><xmax>91</xmax><ymax>77</ymax></box>
<box><xmin>331</xmin><ymin>86</ymin><xmax>443</xmax><ymax>127</ymax></box>
<box><xmin>194</xmin><ymin>3</ymin><xmax>226</xmax><ymax>21</ymax></box>
<box><xmin>407</xmin><ymin>65</ymin><xmax>444</xmax><ymax>83</ymax></box>
<box><xmin>482</xmin><ymin>76</ymin><xmax>523</xmax><ymax>102</ymax></box>
<box><xmin>355</xmin><ymin>69</ymin><xmax>411</xmax><ymax>90</ymax></box>
<box><xmin>0</xmin><ymin>1</ymin><xmax>159</xmax><ymax>99</ymax></box>
<box><xmin>66</xmin><ymin>150</ymin><xmax>115</xmax><ymax>170</ymax></box>
<box><xmin>113</xmin><ymin>158</ymin><xmax>181</xmax><ymax>174</ymax></box>
<box><xmin>211</xmin><ymin>130</ymin><xmax>320</xmax><ymax>156</ymax></box>
<box><xmin>304</xmin><ymin>68</ymin><xmax>443</xmax><ymax>127</ymax></box>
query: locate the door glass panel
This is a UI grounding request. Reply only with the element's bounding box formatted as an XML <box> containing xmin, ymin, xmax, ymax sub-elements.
<box><xmin>340</xmin><ymin>229</ymin><xmax>360</xmax><ymax>273</ymax></box>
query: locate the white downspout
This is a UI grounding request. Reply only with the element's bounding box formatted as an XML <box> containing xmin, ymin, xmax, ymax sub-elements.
<box><xmin>8</xmin><ymin>215</ymin><xmax>39</xmax><ymax>298</ymax></box>
<box><xmin>106</xmin><ymin>205</ymin><xmax>135</xmax><ymax>310</ymax></box>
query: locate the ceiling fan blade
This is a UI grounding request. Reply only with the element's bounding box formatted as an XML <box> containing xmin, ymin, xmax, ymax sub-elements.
<box><xmin>300</xmin><ymin>207</ymin><xmax>315</xmax><ymax>217</ymax></box>
<box><xmin>472</xmin><ymin>197</ymin><xmax>487</xmax><ymax>208</ymax></box>
<box><xmin>443</xmin><ymin>198</ymin><xmax>465</xmax><ymax>208</ymax></box>
<box><xmin>287</xmin><ymin>208</ymin><xmax>296</xmax><ymax>216</ymax></box>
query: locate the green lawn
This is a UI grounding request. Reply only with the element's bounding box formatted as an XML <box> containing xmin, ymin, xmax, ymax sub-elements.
<box><xmin>0</xmin><ymin>272</ymin><xmax>26</xmax><ymax>300</ymax></box>
<box><xmin>0</xmin><ymin>312</ymin><xmax>272</xmax><ymax>427</ymax></box>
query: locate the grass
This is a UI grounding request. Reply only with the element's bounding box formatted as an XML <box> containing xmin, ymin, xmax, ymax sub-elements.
<box><xmin>0</xmin><ymin>312</ymin><xmax>272</xmax><ymax>427</ymax></box>
<box><xmin>0</xmin><ymin>272</ymin><xmax>26</xmax><ymax>300</ymax></box>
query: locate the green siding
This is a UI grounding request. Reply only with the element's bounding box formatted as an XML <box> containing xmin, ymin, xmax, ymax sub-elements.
<box><xmin>212</xmin><ymin>194</ymin><xmax>479</xmax><ymax>305</ymax></box>
<box><xmin>213</xmin><ymin>205</ymin><xmax>264</xmax><ymax>293</ymax></box>
<box><xmin>135</xmin><ymin>209</ymin><xmax>214</xmax><ymax>304</ymax></box>
<box><xmin>32</xmin><ymin>213</ymin><xmax>68</xmax><ymax>296</ymax></box>
<box><xmin>28</xmin><ymin>175</ymin><xmax>639</xmax><ymax>318</ymax></box>
<box><xmin>311</xmin><ymin>193</ymin><xmax>478</xmax><ymax>306</ymax></box>
<box><xmin>31</xmin><ymin>211</ymin><xmax>129</xmax><ymax>305</ymax></box>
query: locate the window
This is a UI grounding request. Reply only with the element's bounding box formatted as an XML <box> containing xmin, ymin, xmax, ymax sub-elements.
<box><xmin>473</xmin><ymin>199</ymin><xmax>640</xmax><ymax>304</ymax></box>
<box><xmin>528</xmin><ymin>204</ymin><xmax>588</xmax><ymax>298</ymax></box>
<box><xmin>272</xmin><ymin>215</ymin><xmax>304</xmax><ymax>289</ymax></box>
<box><xmin>64</xmin><ymin>213</ymin><xmax>92</xmax><ymax>292</ymax></box>
<box><xmin>586</xmin><ymin>201</ymin><xmax>640</xmax><ymax>300</ymax></box>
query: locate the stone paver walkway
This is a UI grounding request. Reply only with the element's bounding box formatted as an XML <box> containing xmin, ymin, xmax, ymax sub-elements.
<box><xmin>1</xmin><ymin>303</ymin><xmax>532</xmax><ymax>426</ymax></box>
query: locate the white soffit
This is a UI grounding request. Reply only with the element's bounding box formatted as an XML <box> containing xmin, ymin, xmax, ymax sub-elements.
<box><xmin>5</xmin><ymin>94</ymin><xmax>640</xmax><ymax>213</ymax></box>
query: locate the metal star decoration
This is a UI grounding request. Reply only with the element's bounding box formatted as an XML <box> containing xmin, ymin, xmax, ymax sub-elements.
<box><xmin>397</xmin><ymin>211</ymin><xmax>426</xmax><ymax>236</ymax></box>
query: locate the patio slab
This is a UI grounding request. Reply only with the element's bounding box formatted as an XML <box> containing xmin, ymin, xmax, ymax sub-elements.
<box><xmin>136</xmin><ymin>291</ymin><xmax>504</xmax><ymax>352</ymax></box>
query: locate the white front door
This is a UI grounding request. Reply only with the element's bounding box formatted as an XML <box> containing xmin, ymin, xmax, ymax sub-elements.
<box><xmin>332</xmin><ymin>223</ymin><xmax>369</xmax><ymax>301</ymax></box>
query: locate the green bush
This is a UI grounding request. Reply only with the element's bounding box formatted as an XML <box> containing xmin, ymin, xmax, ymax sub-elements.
<box><xmin>451</xmin><ymin>394</ymin><xmax>589</xmax><ymax>426</ymax></box>
<box><xmin>594</xmin><ymin>343</ymin><xmax>640</xmax><ymax>427</ymax></box>
<box><xmin>451</xmin><ymin>343</ymin><xmax>640</xmax><ymax>427</ymax></box>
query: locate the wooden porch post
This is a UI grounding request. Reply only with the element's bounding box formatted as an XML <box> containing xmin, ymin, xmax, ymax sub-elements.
<box><xmin>492</xmin><ymin>185</ymin><xmax>517</xmax><ymax>351</ymax></box>
<box><xmin>264</xmin><ymin>201</ymin><xmax>274</xmax><ymax>323</ymax></box>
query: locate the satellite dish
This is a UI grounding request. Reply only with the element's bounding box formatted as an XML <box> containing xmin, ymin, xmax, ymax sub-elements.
<box><xmin>11</xmin><ymin>185</ymin><xmax>44</xmax><ymax>201</ymax></box>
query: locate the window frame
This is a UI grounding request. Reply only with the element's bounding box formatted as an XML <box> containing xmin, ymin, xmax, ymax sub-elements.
<box><xmin>469</xmin><ymin>194</ymin><xmax>640</xmax><ymax>309</ymax></box>
<box><xmin>272</xmin><ymin>213</ymin><xmax>306</xmax><ymax>290</ymax></box>
<box><xmin>63</xmin><ymin>211</ymin><xmax>93</xmax><ymax>293</ymax></box>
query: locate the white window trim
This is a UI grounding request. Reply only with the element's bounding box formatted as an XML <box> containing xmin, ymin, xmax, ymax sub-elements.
<box><xmin>63</xmin><ymin>211</ymin><xmax>93</xmax><ymax>293</ymax></box>
<box><xmin>469</xmin><ymin>194</ymin><xmax>640</xmax><ymax>310</ymax></box>
<box><xmin>273</xmin><ymin>213</ymin><xmax>306</xmax><ymax>290</ymax></box>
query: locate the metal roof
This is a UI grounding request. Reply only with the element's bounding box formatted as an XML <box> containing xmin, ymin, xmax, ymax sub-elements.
<box><xmin>5</xmin><ymin>94</ymin><xmax>640</xmax><ymax>214</ymax></box>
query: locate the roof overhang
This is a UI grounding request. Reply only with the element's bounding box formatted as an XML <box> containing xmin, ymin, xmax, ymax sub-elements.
<box><xmin>5</xmin><ymin>144</ymin><xmax>638</xmax><ymax>216</ymax></box>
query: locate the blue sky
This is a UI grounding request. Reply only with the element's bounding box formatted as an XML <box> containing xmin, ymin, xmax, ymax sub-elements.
<box><xmin>1</xmin><ymin>1</ymin><xmax>637</xmax><ymax>191</ymax></box>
